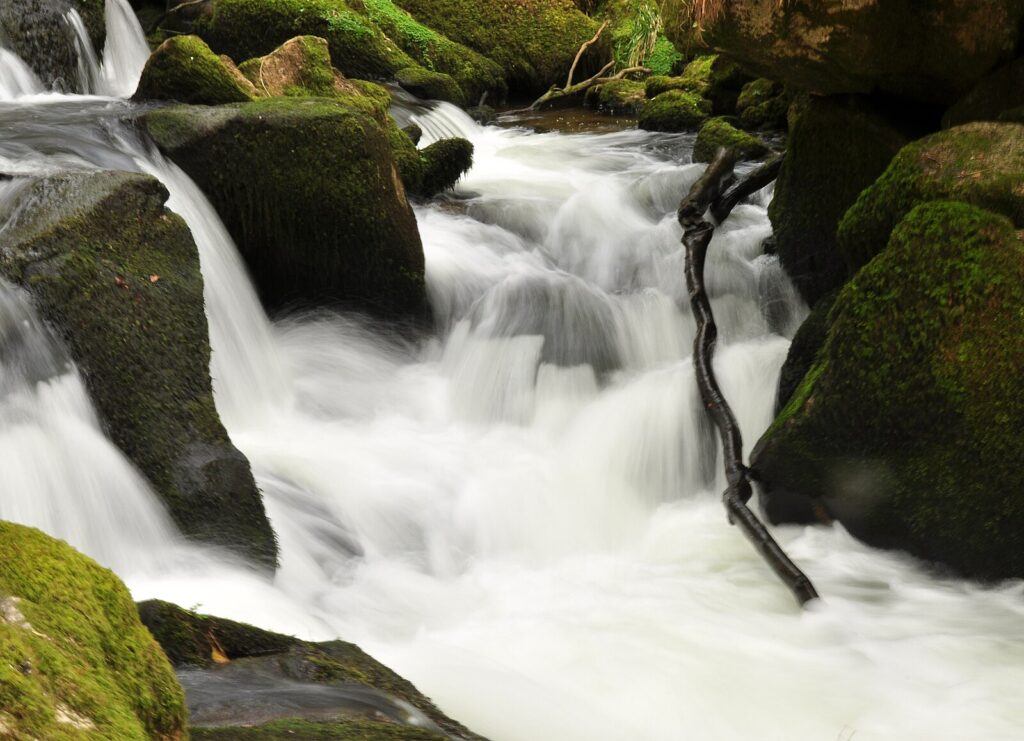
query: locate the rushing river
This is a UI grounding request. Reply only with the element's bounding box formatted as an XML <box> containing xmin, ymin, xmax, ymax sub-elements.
<box><xmin>1</xmin><ymin>4</ymin><xmax>1023</xmax><ymax>739</ymax></box>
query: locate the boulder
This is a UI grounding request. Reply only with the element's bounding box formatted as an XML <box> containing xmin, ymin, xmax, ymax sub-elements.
<box><xmin>638</xmin><ymin>89</ymin><xmax>711</xmax><ymax>131</ymax></box>
<box><xmin>664</xmin><ymin>0</ymin><xmax>1024</xmax><ymax>105</ymax></box>
<box><xmin>591</xmin><ymin>78</ymin><xmax>646</xmax><ymax>115</ymax></box>
<box><xmin>141</xmin><ymin>97</ymin><xmax>429</xmax><ymax>320</ymax></box>
<box><xmin>388</xmin><ymin>125</ymin><xmax>473</xmax><ymax>198</ymax></box>
<box><xmin>736</xmin><ymin>78</ymin><xmax>787</xmax><ymax>129</ymax></box>
<box><xmin>137</xmin><ymin>599</ymin><xmax>482</xmax><ymax>739</ymax></box>
<box><xmin>753</xmin><ymin>201</ymin><xmax>1024</xmax><ymax>579</ymax></box>
<box><xmin>768</xmin><ymin>95</ymin><xmax>907</xmax><ymax>305</ymax></box>
<box><xmin>692</xmin><ymin>117</ymin><xmax>769</xmax><ymax>163</ymax></box>
<box><xmin>392</xmin><ymin>0</ymin><xmax>602</xmax><ymax>94</ymax></box>
<box><xmin>0</xmin><ymin>522</ymin><xmax>186</xmax><ymax>738</ymax></box>
<box><xmin>837</xmin><ymin>121</ymin><xmax>1024</xmax><ymax>278</ymax></box>
<box><xmin>395</xmin><ymin>66</ymin><xmax>465</xmax><ymax>105</ymax></box>
<box><xmin>236</xmin><ymin>35</ymin><xmax>352</xmax><ymax>97</ymax></box>
<box><xmin>773</xmin><ymin>289</ymin><xmax>836</xmax><ymax>416</ymax></box>
<box><xmin>643</xmin><ymin>54</ymin><xmax>750</xmax><ymax>112</ymax></box>
<box><xmin>0</xmin><ymin>0</ymin><xmax>105</xmax><ymax>90</ymax></box>
<box><xmin>134</xmin><ymin>35</ymin><xmax>256</xmax><ymax>104</ymax></box>
<box><xmin>0</xmin><ymin>171</ymin><xmax>278</xmax><ymax>568</ymax></box>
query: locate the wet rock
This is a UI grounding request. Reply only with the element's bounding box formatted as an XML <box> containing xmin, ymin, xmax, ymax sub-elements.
<box><xmin>638</xmin><ymin>89</ymin><xmax>711</xmax><ymax>131</ymax></box>
<box><xmin>0</xmin><ymin>171</ymin><xmax>278</xmax><ymax>567</ymax></box>
<box><xmin>591</xmin><ymin>79</ymin><xmax>645</xmax><ymax>116</ymax></box>
<box><xmin>736</xmin><ymin>78</ymin><xmax>787</xmax><ymax>130</ymax></box>
<box><xmin>753</xmin><ymin>201</ymin><xmax>1024</xmax><ymax>580</ymax></box>
<box><xmin>0</xmin><ymin>523</ymin><xmax>185</xmax><ymax>738</ymax></box>
<box><xmin>692</xmin><ymin>117</ymin><xmax>769</xmax><ymax>163</ymax></box>
<box><xmin>134</xmin><ymin>35</ymin><xmax>256</xmax><ymax>104</ymax></box>
<box><xmin>395</xmin><ymin>66</ymin><xmax>465</xmax><ymax>106</ymax></box>
<box><xmin>0</xmin><ymin>0</ymin><xmax>105</xmax><ymax>90</ymax></box>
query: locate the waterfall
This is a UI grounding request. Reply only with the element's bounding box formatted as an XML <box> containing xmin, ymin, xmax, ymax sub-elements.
<box><xmin>97</xmin><ymin>0</ymin><xmax>150</xmax><ymax>97</ymax></box>
<box><xmin>1</xmin><ymin>4</ymin><xmax>1023</xmax><ymax>739</ymax></box>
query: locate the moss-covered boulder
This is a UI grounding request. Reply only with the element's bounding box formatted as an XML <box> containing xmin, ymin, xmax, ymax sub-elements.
<box><xmin>0</xmin><ymin>523</ymin><xmax>186</xmax><ymax>738</ymax></box>
<box><xmin>134</xmin><ymin>35</ymin><xmax>256</xmax><ymax>104</ymax></box>
<box><xmin>837</xmin><ymin>122</ymin><xmax>1024</xmax><ymax>278</ymax></box>
<box><xmin>752</xmin><ymin>201</ymin><xmax>1024</xmax><ymax>579</ymax></box>
<box><xmin>736</xmin><ymin>78</ymin><xmax>787</xmax><ymax>130</ymax></box>
<box><xmin>394</xmin><ymin>66</ymin><xmax>464</xmax><ymax>105</ymax></box>
<box><xmin>137</xmin><ymin>599</ymin><xmax>481</xmax><ymax>739</ymax></box>
<box><xmin>774</xmin><ymin>289</ymin><xmax>836</xmax><ymax>415</ymax></box>
<box><xmin>142</xmin><ymin>97</ymin><xmax>428</xmax><ymax>319</ymax></box>
<box><xmin>637</xmin><ymin>89</ymin><xmax>711</xmax><ymax>131</ymax></box>
<box><xmin>664</xmin><ymin>0</ymin><xmax>1024</xmax><ymax>105</ymax></box>
<box><xmin>393</xmin><ymin>0</ymin><xmax>601</xmax><ymax>94</ymax></box>
<box><xmin>692</xmin><ymin>117</ymin><xmax>769</xmax><ymax>163</ymax></box>
<box><xmin>768</xmin><ymin>95</ymin><xmax>907</xmax><ymax>305</ymax></box>
<box><xmin>591</xmin><ymin>78</ymin><xmax>646</xmax><ymax>115</ymax></box>
<box><xmin>0</xmin><ymin>171</ymin><xmax>278</xmax><ymax>568</ymax></box>
<box><xmin>388</xmin><ymin>127</ymin><xmax>473</xmax><ymax>198</ymax></box>
<box><xmin>943</xmin><ymin>58</ymin><xmax>1024</xmax><ymax>128</ymax></box>
<box><xmin>0</xmin><ymin>0</ymin><xmax>105</xmax><ymax>90</ymax></box>
<box><xmin>676</xmin><ymin>53</ymin><xmax>750</xmax><ymax>112</ymax></box>
<box><xmin>237</xmin><ymin>35</ymin><xmax>351</xmax><ymax>97</ymax></box>
<box><xmin>198</xmin><ymin>0</ymin><xmax>416</xmax><ymax>80</ymax></box>
<box><xmin>350</xmin><ymin>0</ymin><xmax>506</xmax><ymax>103</ymax></box>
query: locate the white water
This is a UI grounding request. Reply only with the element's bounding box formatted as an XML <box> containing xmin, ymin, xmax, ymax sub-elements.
<box><xmin>1</xmin><ymin>14</ymin><xmax>1024</xmax><ymax>741</ymax></box>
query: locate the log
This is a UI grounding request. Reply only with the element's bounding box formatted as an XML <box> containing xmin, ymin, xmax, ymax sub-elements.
<box><xmin>680</xmin><ymin>149</ymin><xmax>819</xmax><ymax>607</ymax></box>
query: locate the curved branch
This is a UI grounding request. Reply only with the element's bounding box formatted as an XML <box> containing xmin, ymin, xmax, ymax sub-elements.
<box><xmin>679</xmin><ymin>149</ymin><xmax>819</xmax><ymax>607</ymax></box>
<box><xmin>566</xmin><ymin>20</ymin><xmax>609</xmax><ymax>89</ymax></box>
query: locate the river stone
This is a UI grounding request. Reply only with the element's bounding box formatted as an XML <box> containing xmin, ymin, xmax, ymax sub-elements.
<box><xmin>0</xmin><ymin>171</ymin><xmax>278</xmax><ymax>568</ymax></box>
<box><xmin>663</xmin><ymin>0</ymin><xmax>1024</xmax><ymax>105</ymax></box>
<box><xmin>141</xmin><ymin>96</ymin><xmax>429</xmax><ymax>320</ymax></box>
<box><xmin>753</xmin><ymin>201</ymin><xmax>1024</xmax><ymax>580</ymax></box>
<box><xmin>0</xmin><ymin>0</ymin><xmax>105</xmax><ymax>90</ymax></box>
<box><xmin>0</xmin><ymin>522</ymin><xmax>186</xmax><ymax>738</ymax></box>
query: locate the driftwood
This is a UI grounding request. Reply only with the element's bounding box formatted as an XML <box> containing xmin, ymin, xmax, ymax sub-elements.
<box><xmin>680</xmin><ymin>148</ymin><xmax>819</xmax><ymax>607</ymax></box>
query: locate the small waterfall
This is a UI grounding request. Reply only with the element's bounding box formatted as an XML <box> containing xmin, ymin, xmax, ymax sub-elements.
<box><xmin>0</xmin><ymin>48</ymin><xmax>43</xmax><ymax>99</ymax></box>
<box><xmin>65</xmin><ymin>8</ymin><xmax>100</xmax><ymax>94</ymax></box>
<box><xmin>97</xmin><ymin>0</ymin><xmax>150</xmax><ymax>97</ymax></box>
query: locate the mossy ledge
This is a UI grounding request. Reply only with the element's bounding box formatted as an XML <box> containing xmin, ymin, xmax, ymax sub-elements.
<box><xmin>753</xmin><ymin>201</ymin><xmax>1024</xmax><ymax>579</ymax></box>
<box><xmin>0</xmin><ymin>171</ymin><xmax>278</xmax><ymax>568</ymax></box>
<box><xmin>0</xmin><ymin>522</ymin><xmax>186</xmax><ymax>738</ymax></box>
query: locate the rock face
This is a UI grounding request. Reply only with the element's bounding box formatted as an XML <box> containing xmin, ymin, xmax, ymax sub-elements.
<box><xmin>768</xmin><ymin>95</ymin><xmax>907</xmax><ymax>305</ymax></box>
<box><xmin>0</xmin><ymin>523</ymin><xmax>186</xmax><ymax>738</ymax></box>
<box><xmin>753</xmin><ymin>201</ymin><xmax>1024</xmax><ymax>580</ymax></box>
<box><xmin>674</xmin><ymin>0</ymin><xmax>1024</xmax><ymax>105</ymax></box>
<box><xmin>134</xmin><ymin>35</ymin><xmax>256</xmax><ymax>104</ymax></box>
<box><xmin>943</xmin><ymin>58</ymin><xmax>1024</xmax><ymax>128</ymax></box>
<box><xmin>142</xmin><ymin>97</ymin><xmax>429</xmax><ymax>319</ymax></box>
<box><xmin>838</xmin><ymin>122</ymin><xmax>1024</xmax><ymax>277</ymax></box>
<box><xmin>0</xmin><ymin>0</ymin><xmax>105</xmax><ymax>90</ymax></box>
<box><xmin>137</xmin><ymin>599</ymin><xmax>483</xmax><ymax>740</ymax></box>
<box><xmin>0</xmin><ymin>171</ymin><xmax>278</xmax><ymax>568</ymax></box>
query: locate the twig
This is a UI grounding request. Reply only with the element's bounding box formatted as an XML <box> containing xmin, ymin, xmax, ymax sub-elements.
<box><xmin>566</xmin><ymin>20</ymin><xmax>609</xmax><ymax>89</ymax></box>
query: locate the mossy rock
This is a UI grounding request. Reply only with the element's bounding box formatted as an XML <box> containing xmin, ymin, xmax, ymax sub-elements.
<box><xmin>392</xmin><ymin>0</ymin><xmax>602</xmax><ymax>94</ymax></box>
<box><xmin>237</xmin><ymin>35</ymin><xmax>359</xmax><ymax>98</ymax></box>
<box><xmin>0</xmin><ymin>171</ymin><xmax>277</xmax><ymax>568</ymax></box>
<box><xmin>199</xmin><ymin>0</ymin><xmax>416</xmax><ymax>80</ymax></box>
<box><xmin>0</xmin><ymin>0</ymin><xmax>105</xmax><ymax>90</ymax></box>
<box><xmin>644</xmin><ymin>75</ymin><xmax>687</xmax><ymax>99</ymax></box>
<box><xmin>134</xmin><ymin>35</ymin><xmax>256</xmax><ymax>104</ymax></box>
<box><xmin>692</xmin><ymin>117</ymin><xmax>769</xmax><ymax>163</ymax></box>
<box><xmin>349</xmin><ymin>0</ymin><xmax>506</xmax><ymax>103</ymax></box>
<box><xmin>768</xmin><ymin>95</ymin><xmax>907</xmax><ymax>306</ymax></box>
<box><xmin>837</xmin><ymin>121</ymin><xmax>1024</xmax><ymax>278</ymax></box>
<box><xmin>676</xmin><ymin>0</ymin><xmax>1024</xmax><ymax>105</ymax></box>
<box><xmin>592</xmin><ymin>79</ymin><xmax>646</xmax><ymax>115</ymax></box>
<box><xmin>753</xmin><ymin>201</ymin><xmax>1024</xmax><ymax>579</ymax></box>
<box><xmin>637</xmin><ymin>89</ymin><xmax>711</xmax><ymax>131</ymax></box>
<box><xmin>0</xmin><ymin>523</ymin><xmax>186</xmax><ymax>738</ymax></box>
<box><xmin>141</xmin><ymin>98</ymin><xmax>428</xmax><ymax>320</ymax></box>
<box><xmin>395</xmin><ymin>66</ymin><xmax>465</xmax><ymax>105</ymax></box>
<box><xmin>137</xmin><ymin>599</ymin><xmax>481</xmax><ymax>739</ymax></box>
<box><xmin>736</xmin><ymin>78</ymin><xmax>787</xmax><ymax>129</ymax></box>
<box><xmin>419</xmin><ymin>137</ymin><xmax>473</xmax><ymax>196</ymax></box>
<box><xmin>774</xmin><ymin>289</ymin><xmax>837</xmax><ymax>415</ymax></box>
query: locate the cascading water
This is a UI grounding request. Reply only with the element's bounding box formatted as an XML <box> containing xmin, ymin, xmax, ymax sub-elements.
<box><xmin>1</xmin><ymin>9</ymin><xmax>1023</xmax><ymax>740</ymax></box>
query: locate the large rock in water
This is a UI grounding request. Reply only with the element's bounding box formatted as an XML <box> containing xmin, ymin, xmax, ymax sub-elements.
<box><xmin>768</xmin><ymin>95</ymin><xmax>907</xmax><ymax>305</ymax></box>
<box><xmin>137</xmin><ymin>599</ymin><xmax>483</xmax><ymax>740</ymax></box>
<box><xmin>0</xmin><ymin>522</ymin><xmax>186</xmax><ymax>738</ymax></box>
<box><xmin>142</xmin><ymin>97</ymin><xmax>429</xmax><ymax>318</ymax></box>
<box><xmin>667</xmin><ymin>0</ymin><xmax>1024</xmax><ymax>105</ymax></box>
<box><xmin>752</xmin><ymin>201</ymin><xmax>1024</xmax><ymax>579</ymax></box>
<box><xmin>0</xmin><ymin>171</ymin><xmax>278</xmax><ymax>568</ymax></box>
<box><xmin>134</xmin><ymin>35</ymin><xmax>257</xmax><ymax>104</ymax></box>
<box><xmin>0</xmin><ymin>0</ymin><xmax>105</xmax><ymax>90</ymax></box>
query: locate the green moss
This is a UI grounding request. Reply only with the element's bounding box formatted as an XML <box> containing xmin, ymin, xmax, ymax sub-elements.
<box><xmin>0</xmin><ymin>172</ymin><xmax>277</xmax><ymax>567</ymax></box>
<box><xmin>395</xmin><ymin>66</ymin><xmax>464</xmax><ymax>105</ymax></box>
<box><xmin>597</xmin><ymin>0</ymin><xmax>682</xmax><ymax>76</ymax></box>
<box><xmin>735</xmin><ymin>78</ymin><xmax>787</xmax><ymax>129</ymax></box>
<box><xmin>753</xmin><ymin>201</ymin><xmax>1024</xmax><ymax>578</ymax></box>
<box><xmin>593</xmin><ymin>79</ymin><xmax>645</xmax><ymax>115</ymax></box>
<box><xmin>419</xmin><ymin>137</ymin><xmax>473</xmax><ymax>196</ymax></box>
<box><xmin>0</xmin><ymin>523</ymin><xmax>185</xmax><ymax>739</ymax></box>
<box><xmin>191</xmin><ymin>719</ymin><xmax>446</xmax><ymax>739</ymax></box>
<box><xmin>692</xmin><ymin>117</ymin><xmax>769</xmax><ymax>162</ymax></box>
<box><xmin>238</xmin><ymin>35</ymin><xmax>339</xmax><ymax>97</ymax></box>
<box><xmin>392</xmin><ymin>0</ymin><xmax>600</xmax><ymax>94</ymax></box>
<box><xmin>768</xmin><ymin>95</ymin><xmax>907</xmax><ymax>305</ymax></box>
<box><xmin>134</xmin><ymin>34</ymin><xmax>255</xmax><ymax>103</ymax></box>
<box><xmin>774</xmin><ymin>289</ymin><xmax>837</xmax><ymax>415</ymax></box>
<box><xmin>837</xmin><ymin>121</ymin><xmax>1024</xmax><ymax>278</ymax></box>
<box><xmin>350</xmin><ymin>0</ymin><xmax>505</xmax><ymax>102</ymax></box>
<box><xmin>142</xmin><ymin>98</ymin><xmax>428</xmax><ymax>320</ymax></box>
<box><xmin>643</xmin><ymin>74</ymin><xmax>687</xmax><ymax>98</ymax></box>
<box><xmin>637</xmin><ymin>89</ymin><xmax>711</xmax><ymax>131</ymax></box>
<box><xmin>200</xmin><ymin>0</ymin><xmax>416</xmax><ymax>79</ymax></box>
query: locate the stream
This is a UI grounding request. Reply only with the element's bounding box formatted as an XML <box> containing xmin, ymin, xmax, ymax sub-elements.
<box><xmin>1</xmin><ymin>4</ymin><xmax>1023</xmax><ymax>739</ymax></box>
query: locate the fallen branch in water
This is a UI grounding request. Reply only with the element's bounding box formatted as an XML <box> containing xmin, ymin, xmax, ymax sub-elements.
<box><xmin>680</xmin><ymin>148</ymin><xmax>819</xmax><ymax>607</ymax></box>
